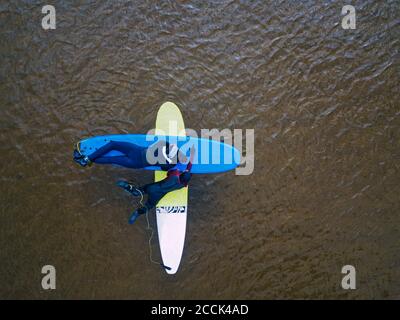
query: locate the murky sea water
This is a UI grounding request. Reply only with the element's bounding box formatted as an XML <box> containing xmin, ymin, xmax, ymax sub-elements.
<box><xmin>1</xmin><ymin>0</ymin><xmax>399</xmax><ymax>299</ymax></box>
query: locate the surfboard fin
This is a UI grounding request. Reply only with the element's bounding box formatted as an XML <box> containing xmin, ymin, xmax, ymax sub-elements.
<box><xmin>161</xmin><ymin>263</ymin><xmax>172</xmax><ymax>271</ymax></box>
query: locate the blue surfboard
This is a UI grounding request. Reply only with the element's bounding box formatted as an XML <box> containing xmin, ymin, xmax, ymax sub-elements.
<box><xmin>78</xmin><ymin>134</ymin><xmax>241</xmax><ymax>174</ymax></box>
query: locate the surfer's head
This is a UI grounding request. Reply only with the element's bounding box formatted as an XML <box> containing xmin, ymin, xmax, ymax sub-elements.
<box><xmin>179</xmin><ymin>171</ymin><xmax>192</xmax><ymax>185</ymax></box>
<box><xmin>162</xmin><ymin>143</ymin><xmax>179</xmax><ymax>164</ymax></box>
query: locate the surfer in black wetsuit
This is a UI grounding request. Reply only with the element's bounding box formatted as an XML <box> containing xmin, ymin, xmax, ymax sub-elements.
<box><xmin>118</xmin><ymin>146</ymin><xmax>195</xmax><ymax>224</ymax></box>
<box><xmin>73</xmin><ymin>140</ymin><xmax>185</xmax><ymax>171</ymax></box>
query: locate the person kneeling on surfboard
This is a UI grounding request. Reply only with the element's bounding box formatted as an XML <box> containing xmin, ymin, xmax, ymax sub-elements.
<box><xmin>117</xmin><ymin>146</ymin><xmax>195</xmax><ymax>224</ymax></box>
<box><xmin>73</xmin><ymin>140</ymin><xmax>184</xmax><ymax>171</ymax></box>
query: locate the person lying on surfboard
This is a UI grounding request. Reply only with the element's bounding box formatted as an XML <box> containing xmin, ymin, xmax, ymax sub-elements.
<box><xmin>73</xmin><ymin>140</ymin><xmax>185</xmax><ymax>171</ymax></box>
<box><xmin>117</xmin><ymin>146</ymin><xmax>195</xmax><ymax>224</ymax></box>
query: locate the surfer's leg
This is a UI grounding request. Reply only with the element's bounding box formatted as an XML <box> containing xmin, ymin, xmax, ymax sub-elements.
<box><xmin>127</xmin><ymin>183</ymin><xmax>166</xmax><ymax>225</ymax></box>
<box><xmin>145</xmin><ymin>188</ymin><xmax>166</xmax><ymax>209</ymax></box>
<box><xmin>92</xmin><ymin>141</ymin><xmax>147</xmax><ymax>168</ymax></box>
<box><xmin>138</xmin><ymin>180</ymin><xmax>165</xmax><ymax>196</ymax></box>
<box><xmin>74</xmin><ymin>140</ymin><xmax>142</xmax><ymax>167</ymax></box>
<box><xmin>128</xmin><ymin>205</ymin><xmax>148</xmax><ymax>224</ymax></box>
<box><xmin>94</xmin><ymin>156</ymin><xmax>137</xmax><ymax>168</ymax></box>
<box><xmin>107</xmin><ymin>141</ymin><xmax>147</xmax><ymax>168</ymax></box>
<box><xmin>140</xmin><ymin>183</ymin><xmax>154</xmax><ymax>194</ymax></box>
<box><xmin>88</xmin><ymin>141</ymin><xmax>131</xmax><ymax>162</ymax></box>
<box><xmin>128</xmin><ymin>188</ymin><xmax>165</xmax><ymax>224</ymax></box>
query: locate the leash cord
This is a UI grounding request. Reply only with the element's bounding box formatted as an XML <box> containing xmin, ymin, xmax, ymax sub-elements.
<box><xmin>136</xmin><ymin>188</ymin><xmax>161</xmax><ymax>267</ymax></box>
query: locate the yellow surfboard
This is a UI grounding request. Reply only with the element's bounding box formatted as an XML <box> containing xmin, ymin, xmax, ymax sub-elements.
<box><xmin>155</xmin><ymin>102</ymin><xmax>188</xmax><ymax>274</ymax></box>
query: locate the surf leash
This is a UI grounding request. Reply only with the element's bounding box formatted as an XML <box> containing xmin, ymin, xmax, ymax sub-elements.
<box><xmin>137</xmin><ymin>188</ymin><xmax>171</xmax><ymax>271</ymax></box>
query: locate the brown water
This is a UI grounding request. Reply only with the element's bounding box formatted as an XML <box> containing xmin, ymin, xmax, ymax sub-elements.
<box><xmin>1</xmin><ymin>0</ymin><xmax>399</xmax><ymax>299</ymax></box>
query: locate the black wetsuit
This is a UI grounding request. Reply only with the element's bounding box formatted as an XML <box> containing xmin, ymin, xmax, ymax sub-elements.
<box><xmin>136</xmin><ymin>161</ymin><xmax>192</xmax><ymax>215</ymax></box>
<box><xmin>88</xmin><ymin>140</ymin><xmax>177</xmax><ymax>170</ymax></box>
